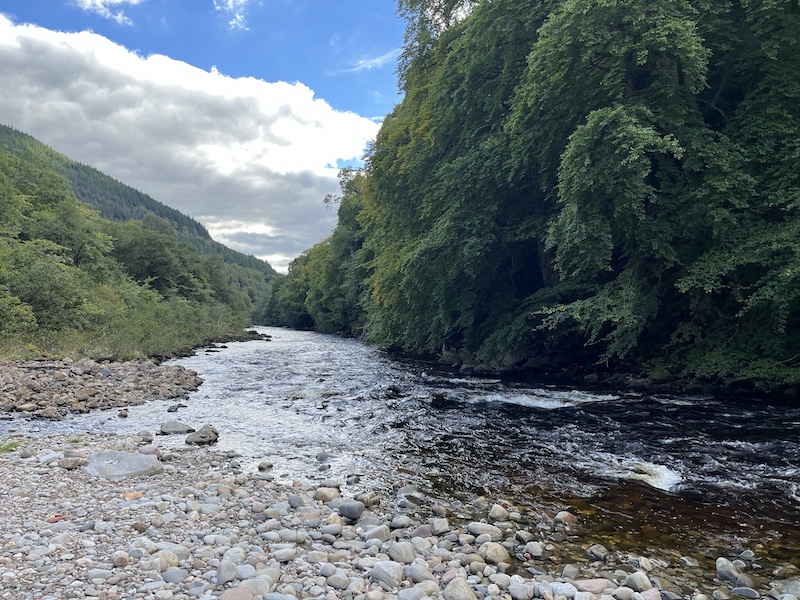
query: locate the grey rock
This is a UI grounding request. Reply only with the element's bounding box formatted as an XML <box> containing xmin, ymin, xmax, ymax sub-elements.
<box><xmin>717</xmin><ymin>558</ymin><xmax>742</xmax><ymax>583</ymax></box>
<box><xmin>588</xmin><ymin>544</ymin><xmax>610</xmax><ymax>561</ymax></box>
<box><xmin>733</xmin><ymin>589</ymin><xmax>760</xmax><ymax>599</ymax></box>
<box><xmin>615</xmin><ymin>588</ymin><xmax>636</xmax><ymax>600</ymax></box>
<box><xmin>405</xmin><ymin>562</ymin><xmax>438</xmax><ymax>583</ymax></box>
<box><xmin>444</xmin><ymin>577</ymin><xmax>478</xmax><ymax>600</ymax></box>
<box><xmin>399</xmin><ymin>588</ymin><xmax>430</xmax><ymax>600</ymax></box>
<box><xmin>87</xmin><ymin>568</ymin><xmax>113</xmax><ymax>581</ymax></box>
<box><xmin>489</xmin><ymin>504</ymin><xmax>509</xmax><ymax>521</ymax></box>
<box><xmin>338</xmin><ymin>500</ymin><xmax>366</xmax><ymax>521</ymax></box>
<box><xmin>525</xmin><ymin>541</ymin><xmax>544</xmax><ymax>558</ymax></box>
<box><xmin>364</xmin><ymin>524</ymin><xmax>391</xmax><ymax>542</ymax></box>
<box><xmin>478</xmin><ymin>542</ymin><xmax>510</xmax><ymax>564</ymax></box>
<box><xmin>551</xmin><ymin>582</ymin><xmax>578</xmax><ymax>598</ymax></box>
<box><xmin>159</xmin><ymin>421</ymin><xmax>195</xmax><ymax>435</ymax></box>
<box><xmin>85</xmin><ymin>451</ymin><xmax>162</xmax><ymax>479</ymax></box>
<box><xmin>328</xmin><ymin>571</ymin><xmax>352</xmax><ymax>590</ymax></box>
<box><xmin>371</xmin><ymin>561</ymin><xmax>405</xmax><ymax>589</ymax></box>
<box><xmin>467</xmin><ymin>522</ymin><xmax>502</xmax><ymax>539</ymax></box>
<box><xmin>626</xmin><ymin>571</ymin><xmax>653</xmax><ymax>592</ymax></box>
<box><xmin>509</xmin><ymin>583</ymin><xmax>536</xmax><ymax>600</ymax></box>
<box><xmin>163</xmin><ymin>568</ymin><xmax>188</xmax><ymax>584</ymax></box>
<box><xmin>217</xmin><ymin>559</ymin><xmax>239</xmax><ymax>584</ymax></box>
<box><xmin>388</xmin><ymin>541</ymin><xmax>418</xmax><ymax>563</ymax></box>
<box><xmin>783</xmin><ymin>583</ymin><xmax>800</xmax><ymax>597</ymax></box>
<box><xmin>185</xmin><ymin>423</ymin><xmax>219</xmax><ymax>445</ymax></box>
<box><xmin>430</xmin><ymin>518</ymin><xmax>451</xmax><ymax>535</ymax></box>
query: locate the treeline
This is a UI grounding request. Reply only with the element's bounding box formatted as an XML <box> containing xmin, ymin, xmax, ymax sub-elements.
<box><xmin>264</xmin><ymin>0</ymin><xmax>800</xmax><ymax>390</ymax></box>
<box><xmin>0</xmin><ymin>143</ymin><xmax>276</xmax><ymax>360</ymax></box>
<box><xmin>0</xmin><ymin>125</ymin><xmax>277</xmax><ymax>281</ymax></box>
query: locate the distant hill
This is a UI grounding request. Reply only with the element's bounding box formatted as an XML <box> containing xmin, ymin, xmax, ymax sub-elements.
<box><xmin>0</xmin><ymin>123</ymin><xmax>277</xmax><ymax>278</ymax></box>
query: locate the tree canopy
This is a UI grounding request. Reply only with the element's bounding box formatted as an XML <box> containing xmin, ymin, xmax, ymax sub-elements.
<box><xmin>263</xmin><ymin>0</ymin><xmax>800</xmax><ymax>390</ymax></box>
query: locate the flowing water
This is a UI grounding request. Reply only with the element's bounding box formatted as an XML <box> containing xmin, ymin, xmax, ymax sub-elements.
<box><xmin>6</xmin><ymin>327</ymin><xmax>800</xmax><ymax>566</ymax></box>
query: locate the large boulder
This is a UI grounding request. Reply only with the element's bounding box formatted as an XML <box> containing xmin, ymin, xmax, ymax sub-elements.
<box><xmin>185</xmin><ymin>424</ymin><xmax>219</xmax><ymax>445</ymax></box>
<box><xmin>85</xmin><ymin>451</ymin><xmax>162</xmax><ymax>479</ymax></box>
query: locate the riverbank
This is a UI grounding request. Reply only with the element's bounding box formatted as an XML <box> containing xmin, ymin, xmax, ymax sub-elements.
<box><xmin>1</xmin><ymin>431</ymin><xmax>798</xmax><ymax>600</ymax></box>
<box><xmin>1</xmin><ymin>350</ymin><xmax>798</xmax><ymax>600</ymax></box>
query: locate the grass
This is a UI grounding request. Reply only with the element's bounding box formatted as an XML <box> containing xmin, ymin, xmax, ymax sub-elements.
<box><xmin>0</xmin><ymin>440</ymin><xmax>21</xmax><ymax>452</ymax></box>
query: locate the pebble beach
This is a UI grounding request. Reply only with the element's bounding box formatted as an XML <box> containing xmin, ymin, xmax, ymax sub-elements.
<box><xmin>1</xmin><ymin>360</ymin><xmax>798</xmax><ymax>600</ymax></box>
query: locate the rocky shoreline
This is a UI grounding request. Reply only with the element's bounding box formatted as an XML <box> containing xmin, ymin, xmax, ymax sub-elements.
<box><xmin>0</xmin><ymin>358</ymin><xmax>203</xmax><ymax>421</ymax></box>
<box><xmin>0</xmin><ymin>359</ymin><xmax>798</xmax><ymax>600</ymax></box>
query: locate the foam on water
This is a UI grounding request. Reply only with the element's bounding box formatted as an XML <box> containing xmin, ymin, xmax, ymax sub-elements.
<box><xmin>583</xmin><ymin>452</ymin><xmax>684</xmax><ymax>491</ymax></box>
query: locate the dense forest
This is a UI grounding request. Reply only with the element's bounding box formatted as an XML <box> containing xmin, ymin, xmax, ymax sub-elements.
<box><xmin>264</xmin><ymin>0</ymin><xmax>800</xmax><ymax>391</ymax></box>
<box><xmin>0</xmin><ymin>127</ymin><xmax>278</xmax><ymax>360</ymax></box>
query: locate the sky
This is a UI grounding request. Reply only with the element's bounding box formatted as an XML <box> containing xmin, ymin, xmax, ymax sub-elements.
<box><xmin>0</xmin><ymin>0</ymin><xmax>406</xmax><ymax>272</ymax></box>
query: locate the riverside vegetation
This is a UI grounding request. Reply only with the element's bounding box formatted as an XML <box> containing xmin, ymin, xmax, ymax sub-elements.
<box><xmin>261</xmin><ymin>0</ymin><xmax>800</xmax><ymax>393</ymax></box>
<box><xmin>0</xmin><ymin>124</ymin><xmax>278</xmax><ymax>362</ymax></box>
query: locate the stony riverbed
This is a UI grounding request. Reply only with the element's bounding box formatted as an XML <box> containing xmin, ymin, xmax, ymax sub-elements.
<box><xmin>0</xmin><ymin>359</ymin><xmax>798</xmax><ymax>600</ymax></box>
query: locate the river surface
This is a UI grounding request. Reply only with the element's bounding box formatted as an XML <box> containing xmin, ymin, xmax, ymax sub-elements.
<box><xmin>8</xmin><ymin>327</ymin><xmax>800</xmax><ymax>566</ymax></box>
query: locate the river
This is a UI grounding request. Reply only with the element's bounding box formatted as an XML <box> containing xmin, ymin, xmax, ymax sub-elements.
<box><xmin>11</xmin><ymin>326</ymin><xmax>800</xmax><ymax>567</ymax></box>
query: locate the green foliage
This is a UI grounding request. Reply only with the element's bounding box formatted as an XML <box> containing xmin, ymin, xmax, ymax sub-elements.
<box><xmin>237</xmin><ymin>0</ymin><xmax>800</xmax><ymax>388</ymax></box>
<box><xmin>0</xmin><ymin>137</ymin><xmax>255</xmax><ymax>361</ymax></box>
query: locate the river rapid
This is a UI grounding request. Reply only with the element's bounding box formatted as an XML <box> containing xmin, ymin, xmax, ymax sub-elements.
<box><xmin>12</xmin><ymin>326</ymin><xmax>800</xmax><ymax>568</ymax></box>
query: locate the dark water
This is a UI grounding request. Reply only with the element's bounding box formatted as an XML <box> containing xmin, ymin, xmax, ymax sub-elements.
<box><xmin>6</xmin><ymin>327</ymin><xmax>800</xmax><ymax>566</ymax></box>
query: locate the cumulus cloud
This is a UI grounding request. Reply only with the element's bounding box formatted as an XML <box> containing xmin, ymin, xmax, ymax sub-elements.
<box><xmin>73</xmin><ymin>0</ymin><xmax>145</xmax><ymax>25</ymax></box>
<box><xmin>0</xmin><ymin>14</ymin><xmax>380</xmax><ymax>271</ymax></box>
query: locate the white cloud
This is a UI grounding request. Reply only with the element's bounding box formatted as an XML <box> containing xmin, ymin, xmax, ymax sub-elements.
<box><xmin>213</xmin><ymin>0</ymin><xmax>252</xmax><ymax>31</ymax></box>
<box><xmin>343</xmin><ymin>48</ymin><xmax>401</xmax><ymax>73</ymax></box>
<box><xmin>73</xmin><ymin>0</ymin><xmax>145</xmax><ymax>25</ymax></box>
<box><xmin>0</xmin><ymin>14</ymin><xmax>380</xmax><ymax>272</ymax></box>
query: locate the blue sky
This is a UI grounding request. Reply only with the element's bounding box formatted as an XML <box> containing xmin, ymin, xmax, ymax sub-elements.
<box><xmin>0</xmin><ymin>0</ymin><xmax>407</xmax><ymax>270</ymax></box>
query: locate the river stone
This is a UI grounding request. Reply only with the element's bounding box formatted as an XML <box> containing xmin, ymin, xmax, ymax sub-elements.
<box><xmin>444</xmin><ymin>577</ymin><xmax>478</xmax><ymax>600</ymax></box>
<box><xmin>588</xmin><ymin>544</ymin><xmax>610</xmax><ymax>561</ymax></box>
<box><xmin>163</xmin><ymin>568</ymin><xmax>189</xmax><ymax>584</ymax></box>
<box><xmin>218</xmin><ymin>559</ymin><xmax>239</xmax><ymax>584</ymax></box>
<box><xmin>338</xmin><ymin>500</ymin><xmax>366</xmax><ymax>521</ymax></box>
<box><xmin>637</xmin><ymin>589</ymin><xmax>663</xmax><ymax>600</ymax></box>
<box><xmin>509</xmin><ymin>583</ymin><xmax>535</xmax><ymax>600</ymax></box>
<box><xmin>220</xmin><ymin>590</ymin><xmax>255</xmax><ymax>600</ymax></box>
<box><xmin>159</xmin><ymin>421</ymin><xmax>195</xmax><ymax>435</ymax></box>
<box><xmin>385</xmin><ymin>541</ymin><xmax>415</xmax><ymax>563</ymax></box>
<box><xmin>614</xmin><ymin>588</ymin><xmax>636</xmax><ymax>600</ymax></box>
<box><xmin>626</xmin><ymin>571</ymin><xmax>653</xmax><ymax>592</ymax></box>
<box><xmin>87</xmin><ymin>568</ymin><xmax>113</xmax><ymax>581</ymax></box>
<box><xmin>551</xmin><ymin>582</ymin><xmax>578</xmax><ymax>598</ymax></box>
<box><xmin>489</xmin><ymin>504</ymin><xmax>509</xmax><ymax>521</ymax></box>
<box><xmin>85</xmin><ymin>451</ymin><xmax>163</xmax><ymax>479</ymax></box>
<box><xmin>398</xmin><ymin>588</ymin><xmax>429</xmax><ymax>600</ymax></box>
<box><xmin>406</xmin><ymin>562</ymin><xmax>438</xmax><ymax>583</ymax></box>
<box><xmin>431</xmin><ymin>517</ymin><xmax>451</xmax><ymax>535</ymax></box>
<box><xmin>467</xmin><ymin>523</ymin><xmax>502</xmax><ymax>539</ymax></box>
<box><xmin>185</xmin><ymin>423</ymin><xmax>219</xmax><ymax>445</ymax></box>
<box><xmin>732</xmin><ymin>589</ymin><xmax>759</xmax><ymax>599</ymax></box>
<box><xmin>562</xmin><ymin>564</ymin><xmax>580</xmax><ymax>579</ymax></box>
<box><xmin>328</xmin><ymin>570</ymin><xmax>352</xmax><ymax>590</ymax></box>
<box><xmin>783</xmin><ymin>583</ymin><xmax>800</xmax><ymax>597</ymax></box>
<box><xmin>371</xmin><ymin>561</ymin><xmax>404</xmax><ymax>588</ymax></box>
<box><xmin>717</xmin><ymin>558</ymin><xmax>742</xmax><ymax>583</ymax></box>
<box><xmin>364</xmin><ymin>524</ymin><xmax>391</xmax><ymax>542</ymax></box>
<box><xmin>59</xmin><ymin>457</ymin><xmax>87</xmax><ymax>470</ymax></box>
<box><xmin>479</xmin><ymin>542</ymin><xmax>510</xmax><ymax>564</ymax></box>
<box><xmin>525</xmin><ymin>541</ymin><xmax>544</xmax><ymax>557</ymax></box>
<box><xmin>576</xmin><ymin>579</ymin><xmax>612</xmax><ymax>594</ymax></box>
<box><xmin>316</xmin><ymin>487</ymin><xmax>340</xmax><ymax>502</ymax></box>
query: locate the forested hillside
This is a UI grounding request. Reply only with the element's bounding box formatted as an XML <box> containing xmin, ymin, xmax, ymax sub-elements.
<box><xmin>264</xmin><ymin>0</ymin><xmax>800</xmax><ymax>390</ymax></box>
<box><xmin>0</xmin><ymin>125</ymin><xmax>277</xmax><ymax>281</ymax></box>
<box><xmin>0</xmin><ymin>130</ymin><xmax>277</xmax><ymax>360</ymax></box>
